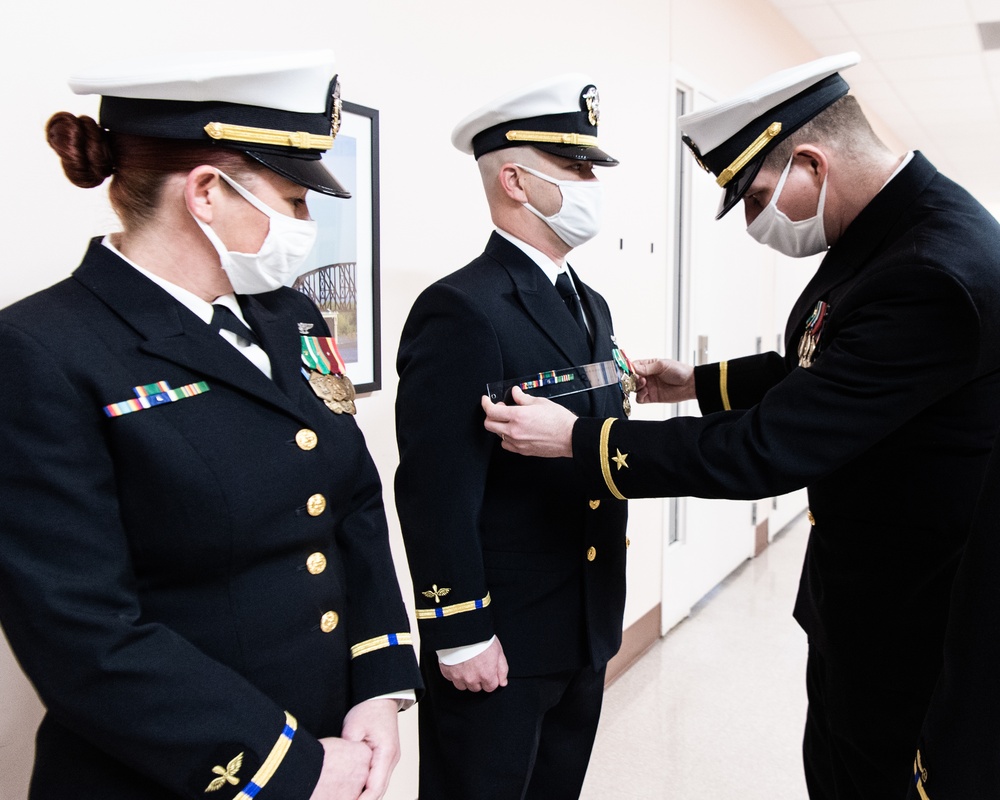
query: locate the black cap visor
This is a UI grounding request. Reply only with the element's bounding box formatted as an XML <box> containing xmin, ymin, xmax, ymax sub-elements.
<box><xmin>530</xmin><ymin>142</ymin><xmax>619</xmax><ymax>165</ymax></box>
<box><xmin>245</xmin><ymin>150</ymin><xmax>350</xmax><ymax>198</ymax></box>
<box><xmin>716</xmin><ymin>154</ymin><xmax>764</xmax><ymax>219</ymax></box>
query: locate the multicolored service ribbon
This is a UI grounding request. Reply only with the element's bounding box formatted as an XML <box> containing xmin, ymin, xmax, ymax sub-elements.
<box><xmin>103</xmin><ymin>381</ymin><xmax>209</xmax><ymax>418</ymax></box>
<box><xmin>611</xmin><ymin>337</ymin><xmax>635</xmax><ymax>376</ymax></box>
<box><xmin>519</xmin><ymin>371</ymin><xmax>575</xmax><ymax>390</ymax></box>
<box><xmin>301</xmin><ymin>335</ymin><xmax>347</xmax><ymax>376</ymax></box>
<box><xmin>798</xmin><ymin>300</ymin><xmax>829</xmax><ymax>367</ymax></box>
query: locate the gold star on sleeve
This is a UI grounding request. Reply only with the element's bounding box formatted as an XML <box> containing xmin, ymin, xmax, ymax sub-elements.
<box><xmin>612</xmin><ymin>449</ymin><xmax>629</xmax><ymax>471</ymax></box>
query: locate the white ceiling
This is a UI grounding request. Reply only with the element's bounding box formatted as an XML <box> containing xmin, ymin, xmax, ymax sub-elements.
<box><xmin>766</xmin><ymin>0</ymin><xmax>1000</xmax><ymax>209</ymax></box>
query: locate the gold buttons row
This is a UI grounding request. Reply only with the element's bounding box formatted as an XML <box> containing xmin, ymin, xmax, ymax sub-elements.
<box><xmin>299</xmin><ymin>431</ymin><xmax>333</xmax><ymax>636</ymax></box>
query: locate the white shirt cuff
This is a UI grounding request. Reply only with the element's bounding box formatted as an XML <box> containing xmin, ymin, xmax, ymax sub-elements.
<box><xmin>436</xmin><ymin>636</ymin><xmax>495</xmax><ymax>666</ymax></box>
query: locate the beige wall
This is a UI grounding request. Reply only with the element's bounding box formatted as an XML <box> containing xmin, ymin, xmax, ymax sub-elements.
<box><xmin>0</xmin><ymin>2</ymin><xmax>838</xmax><ymax>798</ymax></box>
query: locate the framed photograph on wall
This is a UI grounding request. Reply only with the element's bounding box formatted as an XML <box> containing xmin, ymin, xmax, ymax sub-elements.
<box><xmin>295</xmin><ymin>101</ymin><xmax>381</xmax><ymax>393</ymax></box>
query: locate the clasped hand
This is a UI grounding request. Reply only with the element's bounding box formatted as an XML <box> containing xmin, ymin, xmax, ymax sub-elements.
<box><xmin>309</xmin><ymin>698</ymin><xmax>400</xmax><ymax>800</ymax></box>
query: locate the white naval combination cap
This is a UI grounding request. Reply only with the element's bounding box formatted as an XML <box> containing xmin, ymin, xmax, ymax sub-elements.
<box><xmin>451</xmin><ymin>73</ymin><xmax>618</xmax><ymax>165</ymax></box>
<box><xmin>69</xmin><ymin>50</ymin><xmax>350</xmax><ymax>198</ymax></box>
<box><xmin>679</xmin><ymin>51</ymin><xmax>861</xmax><ymax>218</ymax></box>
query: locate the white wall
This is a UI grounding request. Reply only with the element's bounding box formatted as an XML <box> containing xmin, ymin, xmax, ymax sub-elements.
<box><xmin>0</xmin><ymin>2</ymin><xmax>843</xmax><ymax>798</ymax></box>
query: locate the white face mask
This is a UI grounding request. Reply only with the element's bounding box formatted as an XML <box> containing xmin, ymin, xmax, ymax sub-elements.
<box><xmin>515</xmin><ymin>163</ymin><xmax>604</xmax><ymax>249</ymax></box>
<box><xmin>746</xmin><ymin>155</ymin><xmax>829</xmax><ymax>258</ymax></box>
<box><xmin>192</xmin><ymin>171</ymin><xmax>318</xmax><ymax>295</ymax></box>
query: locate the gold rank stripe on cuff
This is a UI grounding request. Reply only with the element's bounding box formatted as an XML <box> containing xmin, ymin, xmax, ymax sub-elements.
<box><xmin>913</xmin><ymin>751</ymin><xmax>931</xmax><ymax>800</ymax></box>
<box><xmin>719</xmin><ymin>360</ymin><xmax>732</xmax><ymax>411</ymax></box>
<box><xmin>350</xmin><ymin>632</ymin><xmax>414</xmax><ymax>659</ymax></box>
<box><xmin>415</xmin><ymin>593</ymin><xmax>492</xmax><ymax>620</ymax></box>
<box><xmin>229</xmin><ymin>712</ymin><xmax>297</xmax><ymax>799</ymax></box>
<box><xmin>599</xmin><ymin>418</ymin><xmax>628</xmax><ymax>501</ymax></box>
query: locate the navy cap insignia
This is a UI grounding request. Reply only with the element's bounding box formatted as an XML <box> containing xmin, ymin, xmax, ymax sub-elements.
<box><xmin>330</xmin><ymin>75</ymin><xmax>342</xmax><ymax>138</ymax></box>
<box><xmin>581</xmin><ymin>85</ymin><xmax>600</xmax><ymax>126</ymax></box>
<box><xmin>205</xmin><ymin>752</ymin><xmax>243</xmax><ymax>792</ymax></box>
<box><xmin>681</xmin><ymin>134</ymin><xmax>711</xmax><ymax>173</ymax></box>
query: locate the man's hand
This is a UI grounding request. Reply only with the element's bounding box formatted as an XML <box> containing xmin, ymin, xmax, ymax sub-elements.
<box><xmin>340</xmin><ymin>698</ymin><xmax>402</xmax><ymax>800</ymax></box>
<box><xmin>308</xmin><ymin>736</ymin><xmax>372</xmax><ymax>800</ymax></box>
<box><xmin>481</xmin><ymin>387</ymin><xmax>576</xmax><ymax>458</ymax></box>
<box><xmin>633</xmin><ymin>358</ymin><xmax>696</xmax><ymax>404</ymax></box>
<box><xmin>440</xmin><ymin>636</ymin><xmax>509</xmax><ymax>692</ymax></box>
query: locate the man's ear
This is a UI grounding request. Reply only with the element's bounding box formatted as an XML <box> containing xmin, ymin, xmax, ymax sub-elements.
<box><xmin>497</xmin><ymin>162</ymin><xmax>529</xmax><ymax>204</ymax></box>
<box><xmin>185</xmin><ymin>165</ymin><xmax>224</xmax><ymax>224</ymax></box>
<box><xmin>792</xmin><ymin>144</ymin><xmax>829</xmax><ymax>186</ymax></box>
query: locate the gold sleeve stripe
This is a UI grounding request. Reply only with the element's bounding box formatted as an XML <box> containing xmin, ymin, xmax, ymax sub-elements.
<box><xmin>415</xmin><ymin>593</ymin><xmax>491</xmax><ymax>620</ymax></box>
<box><xmin>350</xmin><ymin>632</ymin><xmax>414</xmax><ymax>659</ymax></box>
<box><xmin>599</xmin><ymin>418</ymin><xmax>628</xmax><ymax>501</ymax></box>
<box><xmin>913</xmin><ymin>752</ymin><xmax>931</xmax><ymax>800</ymax></box>
<box><xmin>233</xmin><ymin>711</ymin><xmax>298</xmax><ymax>799</ymax></box>
<box><xmin>720</xmin><ymin>360</ymin><xmax>731</xmax><ymax>411</ymax></box>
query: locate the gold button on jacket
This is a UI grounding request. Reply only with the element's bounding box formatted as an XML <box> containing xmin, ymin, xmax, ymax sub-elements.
<box><xmin>306</xmin><ymin>552</ymin><xmax>327</xmax><ymax>575</ymax></box>
<box><xmin>295</xmin><ymin>429</ymin><xmax>318</xmax><ymax>451</ymax></box>
<box><xmin>586</xmin><ymin>546</ymin><xmax>597</xmax><ymax>562</ymax></box>
<box><xmin>306</xmin><ymin>494</ymin><xmax>327</xmax><ymax>517</ymax></box>
<box><xmin>320</xmin><ymin>611</ymin><xmax>339</xmax><ymax>633</ymax></box>
<box><xmin>589</xmin><ymin>499</ymin><xmax>600</xmax><ymax>510</ymax></box>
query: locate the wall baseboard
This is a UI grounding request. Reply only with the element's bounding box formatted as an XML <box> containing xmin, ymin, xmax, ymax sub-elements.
<box><xmin>606</xmin><ymin>603</ymin><xmax>661</xmax><ymax>687</ymax></box>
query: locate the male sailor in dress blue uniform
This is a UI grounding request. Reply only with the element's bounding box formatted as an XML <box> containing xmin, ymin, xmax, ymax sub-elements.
<box><xmin>395</xmin><ymin>74</ymin><xmax>634</xmax><ymax>799</ymax></box>
<box><xmin>485</xmin><ymin>52</ymin><xmax>1000</xmax><ymax>800</ymax></box>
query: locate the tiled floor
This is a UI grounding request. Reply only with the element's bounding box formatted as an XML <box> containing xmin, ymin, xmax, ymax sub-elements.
<box><xmin>581</xmin><ymin>516</ymin><xmax>811</xmax><ymax>800</ymax></box>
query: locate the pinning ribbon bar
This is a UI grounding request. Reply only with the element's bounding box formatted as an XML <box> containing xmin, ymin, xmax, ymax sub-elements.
<box><xmin>350</xmin><ymin>632</ymin><xmax>414</xmax><ymax>659</ymax></box>
<box><xmin>520</xmin><ymin>371</ymin><xmax>575</xmax><ymax>391</ymax></box>
<box><xmin>415</xmin><ymin>593</ymin><xmax>492</xmax><ymax>620</ymax></box>
<box><xmin>104</xmin><ymin>381</ymin><xmax>209</xmax><ymax>418</ymax></box>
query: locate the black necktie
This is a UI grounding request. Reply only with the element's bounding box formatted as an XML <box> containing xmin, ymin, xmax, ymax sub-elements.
<box><xmin>211</xmin><ymin>304</ymin><xmax>260</xmax><ymax>347</ymax></box>
<box><xmin>555</xmin><ymin>271</ymin><xmax>589</xmax><ymax>338</ymax></box>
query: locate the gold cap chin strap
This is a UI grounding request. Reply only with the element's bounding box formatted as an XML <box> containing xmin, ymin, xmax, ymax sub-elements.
<box><xmin>204</xmin><ymin>122</ymin><xmax>334</xmax><ymax>151</ymax></box>
<box><xmin>716</xmin><ymin>122</ymin><xmax>782</xmax><ymax>187</ymax></box>
<box><xmin>505</xmin><ymin>129</ymin><xmax>598</xmax><ymax>147</ymax></box>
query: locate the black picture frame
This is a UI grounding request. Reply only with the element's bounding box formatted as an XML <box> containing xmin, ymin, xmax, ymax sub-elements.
<box><xmin>294</xmin><ymin>101</ymin><xmax>381</xmax><ymax>393</ymax></box>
